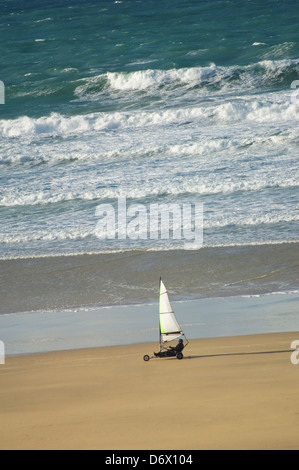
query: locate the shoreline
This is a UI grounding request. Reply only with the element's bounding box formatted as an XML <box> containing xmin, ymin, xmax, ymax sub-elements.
<box><xmin>1</xmin><ymin>331</ymin><xmax>298</xmax><ymax>450</ymax></box>
<box><xmin>0</xmin><ymin>291</ymin><xmax>298</xmax><ymax>357</ymax></box>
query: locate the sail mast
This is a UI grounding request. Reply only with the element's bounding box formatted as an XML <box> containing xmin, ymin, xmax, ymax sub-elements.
<box><xmin>159</xmin><ymin>277</ymin><xmax>162</xmax><ymax>349</ymax></box>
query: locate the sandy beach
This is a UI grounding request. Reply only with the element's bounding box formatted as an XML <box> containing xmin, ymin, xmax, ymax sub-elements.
<box><xmin>1</xmin><ymin>0</ymin><xmax>298</xmax><ymax>454</ymax></box>
<box><xmin>0</xmin><ymin>331</ymin><xmax>298</xmax><ymax>450</ymax></box>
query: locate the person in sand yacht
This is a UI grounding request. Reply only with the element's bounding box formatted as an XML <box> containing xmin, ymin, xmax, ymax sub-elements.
<box><xmin>154</xmin><ymin>338</ymin><xmax>184</xmax><ymax>357</ymax></box>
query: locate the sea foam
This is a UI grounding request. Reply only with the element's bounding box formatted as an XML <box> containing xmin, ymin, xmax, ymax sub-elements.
<box><xmin>1</xmin><ymin>93</ymin><xmax>298</xmax><ymax>141</ymax></box>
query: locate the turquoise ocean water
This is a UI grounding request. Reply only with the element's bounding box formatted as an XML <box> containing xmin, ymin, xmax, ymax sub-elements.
<box><xmin>0</xmin><ymin>0</ymin><xmax>298</xmax><ymax>316</ymax></box>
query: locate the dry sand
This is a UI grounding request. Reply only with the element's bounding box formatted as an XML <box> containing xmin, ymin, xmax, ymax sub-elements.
<box><xmin>0</xmin><ymin>331</ymin><xmax>298</xmax><ymax>450</ymax></box>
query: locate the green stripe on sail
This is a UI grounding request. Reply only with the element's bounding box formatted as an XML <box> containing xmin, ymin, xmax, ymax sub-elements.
<box><xmin>160</xmin><ymin>315</ymin><xmax>165</xmax><ymax>334</ymax></box>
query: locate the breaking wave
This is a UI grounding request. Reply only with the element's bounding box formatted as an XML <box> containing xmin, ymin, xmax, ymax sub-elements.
<box><xmin>0</xmin><ymin>94</ymin><xmax>298</xmax><ymax>141</ymax></box>
<box><xmin>74</xmin><ymin>59</ymin><xmax>299</xmax><ymax>97</ymax></box>
<box><xmin>0</xmin><ymin>174</ymin><xmax>297</xmax><ymax>207</ymax></box>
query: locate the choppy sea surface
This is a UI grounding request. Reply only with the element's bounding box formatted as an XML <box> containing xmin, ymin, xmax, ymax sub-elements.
<box><xmin>0</xmin><ymin>0</ymin><xmax>298</xmax><ymax>319</ymax></box>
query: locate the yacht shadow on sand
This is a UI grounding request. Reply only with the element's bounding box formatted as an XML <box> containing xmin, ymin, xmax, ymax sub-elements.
<box><xmin>185</xmin><ymin>348</ymin><xmax>293</xmax><ymax>360</ymax></box>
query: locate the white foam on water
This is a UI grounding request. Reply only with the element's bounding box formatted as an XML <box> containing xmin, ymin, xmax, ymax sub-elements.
<box><xmin>1</xmin><ymin>86</ymin><xmax>298</xmax><ymax>143</ymax></box>
<box><xmin>0</xmin><ymin>170</ymin><xmax>297</xmax><ymax>207</ymax></box>
<box><xmin>1</xmin><ymin>59</ymin><xmax>298</xmax><ymax>257</ymax></box>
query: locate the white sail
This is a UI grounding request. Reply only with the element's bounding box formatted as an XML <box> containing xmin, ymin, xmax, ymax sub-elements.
<box><xmin>159</xmin><ymin>279</ymin><xmax>183</xmax><ymax>343</ymax></box>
